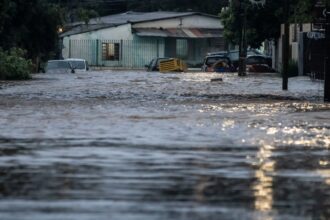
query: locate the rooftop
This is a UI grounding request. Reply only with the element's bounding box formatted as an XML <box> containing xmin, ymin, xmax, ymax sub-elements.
<box><xmin>69</xmin><ymin>11</ymin><xmax>217</xmax><ymax>26</ymax></box>
<box><xmin>61</xmin><ymin>11</ymin><xmax>220</xmax><ymax>38</ymax></box>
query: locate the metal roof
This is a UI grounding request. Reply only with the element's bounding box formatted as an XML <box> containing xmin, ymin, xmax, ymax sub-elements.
<box><xmin>133</xmin><ymin>28</ymin><xmax>222</xmax><ymax>38</ymax></box>
<box><xmin>69</xmin><ymin>11</ymin><xmax>218</xmax><ymax>26</ymax></box>
<box><xmin>62</xmin><ymin>11</ymin><xmax>220</xmax><ymax>37</ymax></box>
<box><xmin>60</xmin><ymin>24</ymin><xmax>116</xmax><ymax>37</ymax></box>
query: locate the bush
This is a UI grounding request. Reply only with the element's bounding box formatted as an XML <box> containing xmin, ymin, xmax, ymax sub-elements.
<box><xmin>0</xmin><ymin>48</ymin><xmax>32</xmax><ymax>80</ymax></box>
<box><xmin>288</xmin><ymin>60</ymin><xmax>298</xmax><ymax>77</ymax></box>
<box><xmin>280</xmin><ymin>60</ymin><xmax>299</xmax><ymax>78</ymax></box>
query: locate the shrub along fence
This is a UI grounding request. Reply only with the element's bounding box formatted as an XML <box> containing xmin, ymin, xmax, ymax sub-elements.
<box><xmin>0</xmin><ymin>48</ymin><xmax>32</xmax><ymax>80</ymax></box>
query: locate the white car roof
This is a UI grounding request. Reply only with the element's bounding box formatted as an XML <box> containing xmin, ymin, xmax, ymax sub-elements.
<box><xmin>65</xmin><ymin>58</ymin><xmax>86</xmax><ymax>61</ymax></box>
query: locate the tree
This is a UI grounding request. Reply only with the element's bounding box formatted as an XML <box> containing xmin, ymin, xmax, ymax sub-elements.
<box><xmin>127</xmin><ymin>0</ymin><xmax>228</xmax><ymax>15</ymax></box>
<box><xmin>220</xmin><ymin>0</ymin><xmax>315</xmax><ymax>49</ymax></box>
<box><xmin>0</xmin><ymin>0</ymin><xmax>63</xmax><ymax>68</ymax></box>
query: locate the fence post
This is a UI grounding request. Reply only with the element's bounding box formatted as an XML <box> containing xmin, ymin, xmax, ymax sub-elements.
<box><xmin>324</xmin><ymin>5</ymin><xmax>330</xmax><ymax>101</ymax></box>
<box><xmin>96</xmin><ymin>39</ymin><xmax>99</xmax><ymax>66</ymax></box>
<box><xmin>69</xmin><ymin>39</ymin><xmax>71</xmax><ymax>58</ymax></box>
<box><xmin>157</xmin><ymin>39</ymin><xmax>159</xmax><ymax>57</ymax></box>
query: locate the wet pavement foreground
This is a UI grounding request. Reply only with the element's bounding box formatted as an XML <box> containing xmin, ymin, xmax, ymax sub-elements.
<box><xmin>0</xmin><ymin>71</ymin><xmax>329</xmax><ymax>220</ymax></box>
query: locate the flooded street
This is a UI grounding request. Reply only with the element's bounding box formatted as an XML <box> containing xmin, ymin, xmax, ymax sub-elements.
<box><xmin>0</xmin><ymin>71</ymin><xmax>329</xmax><ymax>220</ymax></box>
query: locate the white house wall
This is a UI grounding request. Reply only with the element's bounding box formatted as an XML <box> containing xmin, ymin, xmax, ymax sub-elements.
<box><xmin>132</xmin><ymin>15</ymin><xmax>223</xmax><ymax>29</ymax></box>
<box><xmin>61</xmin><ymin>14</ymin><xmax>224</xmax><ymax>68</ymax></box>
<box><xmin>69</xmin><ymin>24</ymin><xmax>133</xmax><ymax>40</ymax></box>
<box><xmin>62</xmin><ymin>24</ymin><xmax>133</xmax><ymax>61</ymax></box>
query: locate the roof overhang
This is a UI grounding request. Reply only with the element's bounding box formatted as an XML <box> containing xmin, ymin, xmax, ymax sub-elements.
<box><xmin>133</xmin><ymin>28</ymin><xmax>222</xmax><ymax>38</ymax></box>
<box><xmin>60</xmin><ymin>24</ymin><xmax>117</xmax><ymax>38</ymax></box>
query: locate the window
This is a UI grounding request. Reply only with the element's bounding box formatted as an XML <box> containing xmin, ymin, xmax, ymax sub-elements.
<box><xmin>102</xmin><ymin>43</ymin><xmax>120</xmax><ymax>61</ymax></box>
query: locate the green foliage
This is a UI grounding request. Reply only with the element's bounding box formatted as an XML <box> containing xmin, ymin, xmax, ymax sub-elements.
<box><xmin>0</xmin><ymin>48</ymin><xmax>32</xmax><ymax>80</ymax></box>
<box><xmin>0</xmin><ymin>0</ymin><xmax>63</xmax><ymax>65</ymax></box>
<box><xmin>288</xmin><ymin>60</ymin><xmax>299</xmax><ymax>77</ymax></box>
<box><xmin>220</xmin><ymin>0</ymin><xmax>314</xmax><ymax>49</ymax></box>
<box><xmin>126</xmin><ymin>0</ymin><xmax>228</xmax><ymax>15</ymax></box>
<box><xmin>76</xmin><ymin>7</ymin><xmax>99</xmax><ymax>24</ymax></box>
<box><xmin>279</xmin><ymin>60</ymin><xmax>299</xmax><ymax>78</ymax></box>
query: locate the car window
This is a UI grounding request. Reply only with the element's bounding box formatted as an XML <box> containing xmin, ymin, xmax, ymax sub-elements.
<box><xmin>47</xmin><ymin>61</ymin><xmax>71</xmax><ymax>70</ymax></box>
<box><xmin>206</xmin><ymin>57</ymin><xmax>227</xmax><ymax>66</ymax></box>
<box><xmin>246</xmin><ymin>56</ymin><xmax>267</xmax><ymax>65</ymax></box>
<box><xmin>228</xmin><ymin>51</ymin><xmax>239</xmax><ymax>61</ymax></box>
<box><xmin>68</xmin><ymin>61</ymin><xmax>86</xmax><ymax>69</ymax></box>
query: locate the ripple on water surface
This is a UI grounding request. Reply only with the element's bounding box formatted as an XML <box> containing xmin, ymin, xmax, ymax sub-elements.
<box><xmin>0</xmin><ymin>138</ymin><xmax>329</xmax><ymax>220</ymax></box>
<box><xmin>0</xmin><ymin>71</ymin><xmax>329</xmax><ymax>220</ymax></box>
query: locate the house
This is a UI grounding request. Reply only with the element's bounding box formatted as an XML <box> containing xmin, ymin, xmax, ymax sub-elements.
<box><xmin>60</xmin><ymin>11</ymin><xmax>225</xmax><ymax>68</ymax></box>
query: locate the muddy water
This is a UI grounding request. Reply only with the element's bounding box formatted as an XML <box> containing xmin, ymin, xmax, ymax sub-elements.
<box><xmin>0</xmin><ymin>71</ymin><xmax>329</xmax><ymax>220</ymax></box>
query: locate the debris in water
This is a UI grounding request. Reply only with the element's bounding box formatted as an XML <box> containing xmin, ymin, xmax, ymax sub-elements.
<box><xmin>210</xmin><ymin>77</ymin><xmax>223</xmax><ymax>82</ymax></box>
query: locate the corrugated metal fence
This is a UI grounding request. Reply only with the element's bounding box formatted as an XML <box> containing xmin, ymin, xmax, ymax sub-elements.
<box><xmin>68</xmin><ymin>39</ymin><xmax>165</xmax><ymax>68</ymax></box>
<box><xmin>66</xmin><ymin>38</ymin><xmax>223</xmax><ymax>68</ymax></box>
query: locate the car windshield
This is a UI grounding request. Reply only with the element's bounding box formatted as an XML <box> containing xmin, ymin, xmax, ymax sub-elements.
<box><xmin>228</xmin><ymin>51</ymin><xmax>239</xmax><ymax>61</ymax></box>
<box><xmin>227</xmin><ymin>50</ymin><xmax>263</xmax><ymax>61</ymax></box>
<box><xmin>206</xmin><ymin>57</ymin><xmax>228</xmax><ymax>66</ymax></box>
<box><xmin>68</xmin><ymin>60</ymin><xmax>86</xmax><ymax>69</ymax></box>
<box><xmin>47</xmin><ymin>61</ymin><xmax>71</xmax><ymax>70</ymax></box>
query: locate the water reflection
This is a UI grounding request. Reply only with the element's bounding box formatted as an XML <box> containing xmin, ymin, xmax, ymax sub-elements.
<box><xmin>253</xmin><ymin>145</ymin><xmax>274</xmax><ymax>216</ymax></box>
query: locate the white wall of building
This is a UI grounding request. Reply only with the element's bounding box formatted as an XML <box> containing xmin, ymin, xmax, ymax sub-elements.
<box><xmin>274</xmin><ymin>23</ymin><xmax>312</xmax><ymax>72</ymax></box>
<box><xmin>62</xmin><ymin>24</ymin><xmax>133</xmax><ymax>60</ymax></box>
<box><xmin>67</xmin><ymin>24</ymin><xmax>133</xmax><ymax>40</ymax></box>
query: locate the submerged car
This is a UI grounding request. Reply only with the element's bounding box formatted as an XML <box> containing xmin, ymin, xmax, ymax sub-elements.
<box><xmin>45</xmin><ymin>60</ymin><xmax>75</xmax><ymax>73</ymax></box>
<box><xmin>201</xmin><ymin>55</ymin><xmax>235</xmax><ymax>72</ymax></box>
<box><xmin>65</xmin><ymin>58</ymin><xmax>89</xmax><ymax>72</ymax></box>
<box><xmin>246</xmin><ymin>55</ymin><xmax>275</xmax><ymax>73</ymax></box>
<box><xmin>208</xmin><ymin>49</ymin><xmax>272</xmax><ymax>69</ymax></box>
<box><xmin>145</xmin><ymin>57</ymin><xmax>171</xmax><ymax>71</ymax></box>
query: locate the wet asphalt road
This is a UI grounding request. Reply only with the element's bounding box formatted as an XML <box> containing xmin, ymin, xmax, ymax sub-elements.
<box><xmin>0</xmin><ymin>71</ymin><xmax>329</xmax><ymax>220</ymax></box>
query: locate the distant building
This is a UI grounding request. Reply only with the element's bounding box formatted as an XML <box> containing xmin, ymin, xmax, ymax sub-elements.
<box><xmin>60</xmin><ymin>11</ymin><xmax>225</xmax><ymax>68</ymax></box>
<box><xmin>273</xmin><ymin>23</ymin><xmax>326</xmax><ymax>79</ymax></box>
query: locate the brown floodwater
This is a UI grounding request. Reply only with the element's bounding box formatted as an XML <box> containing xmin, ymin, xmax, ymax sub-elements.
<box><xmin>0</xmin><ymin>71</ymin><xmax>329</xmax><ymax>220</ymax></box>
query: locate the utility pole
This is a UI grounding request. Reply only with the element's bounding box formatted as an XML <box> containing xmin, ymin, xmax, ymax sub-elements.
<box><xmin>282</xmin><ymin>0</ymin><xmax>289</xmax><ymax>90</ymax></box>
<box><xmin>238</xmin><ymin>0</ymin><xmax>247</xmax><ymax>76</ymax></box>
<box><xmin>325</xmin><ymin>2</ymin><xmax>330</xmax><ymax>101</ymax></box>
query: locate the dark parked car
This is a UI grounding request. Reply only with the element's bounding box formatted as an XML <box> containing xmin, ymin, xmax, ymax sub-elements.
<box><xmin>208</xmin><ymin>49</ymin><xmax>272</xmax><ymax>69</ymax></box>
<box><xmin>201</xmin><ymin>55</ymin><xmax>235</xmax><ymax>72</ymax></box>
<box><xmin>145</xmin><ymin>57</ymin><xmax>171</xmax><ymax>71</ymax></box>
<box><xmin>245</xmin><ymin>55</ymin><xmax>275</xmax><ymax>73</ymax></box>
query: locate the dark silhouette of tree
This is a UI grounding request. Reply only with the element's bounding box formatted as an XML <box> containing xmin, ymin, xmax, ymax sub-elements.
<box><xmin>0</xmin><ymin>0</ymin><xmax>63</xmax><ymax>65</ymax></box>
<box><xmin>127</xmin><ymin>0</ymin><xmax>228</xmax><ymax>15</ymax></box>
<box><xmin>220</xmin><ymin>0</ymin><xmax>314</xmax><ymax>48</ymax></box>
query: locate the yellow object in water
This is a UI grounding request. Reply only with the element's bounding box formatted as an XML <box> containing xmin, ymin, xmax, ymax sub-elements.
<box><xmin>159</xmin><ymin>58</ymin><xmax>187</xmax><ymax>73</ymax></box>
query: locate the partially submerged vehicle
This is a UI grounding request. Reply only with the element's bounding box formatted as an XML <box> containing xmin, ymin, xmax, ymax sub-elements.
<box><xmin>158</xmin><ymin>58</ymin><xmax>187</xmax><ymax>73</ymax></box>
<box><xmin>245</xmin><ymin>55</ymin><xmax>275</xmax><ymax>73</ymax></box>
<box><xmin>45</xmin><ymin>60</ymin><xmax>75</xmax><ymax>73</ymax></box>
<box><xmin>65</xmin><ymin>58</ymin><xmax>89</xmax><ymax>72</ymax></box>
<box><xmin>208</xmin><ymin>49</ymin><xmax>272</xmax><ymax>69</ymax></box>
<box><xmin>201</xmin><ymin>55</ymin><xmax>235</xmax><ymax>72</ymax></box>
<box><xmin>145</xmin><ymin>57</ymin><xmax>171</xmax><ymax>71</ymax></box>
